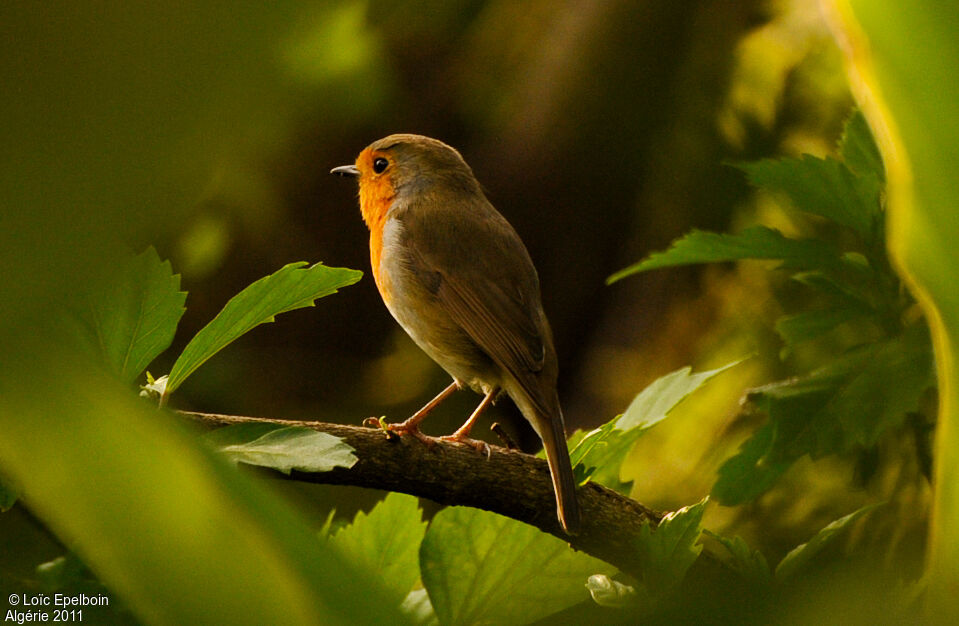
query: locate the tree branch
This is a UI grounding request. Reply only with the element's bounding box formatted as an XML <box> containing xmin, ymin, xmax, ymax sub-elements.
<box><xmin>180</xmin><ymin>410</ymin><xmax>664</xmax><ymax>579</ymax></box>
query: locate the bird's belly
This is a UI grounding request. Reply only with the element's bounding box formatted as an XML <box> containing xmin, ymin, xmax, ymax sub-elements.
<box><xmin>378</xmin><ymin>249</ymin><xmax>497</xmax><ymax>393</ymax></box>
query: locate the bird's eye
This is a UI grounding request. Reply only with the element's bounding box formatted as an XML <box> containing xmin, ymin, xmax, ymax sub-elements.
<box><xmin>372</xmin><ymin>157</ymin><xmax>389</xmax><ymax>174</ymax></box>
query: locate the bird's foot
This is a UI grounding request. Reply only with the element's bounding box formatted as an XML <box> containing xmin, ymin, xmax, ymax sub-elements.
<box><xmin>363</xmin><ymin>416</ymin><xmax>437</xmax><ymax>446</ymax></box>
<box><xmin>438</xmin><ymin>433</ymin><xmax>492</xmax><ymax>459</ymax></box>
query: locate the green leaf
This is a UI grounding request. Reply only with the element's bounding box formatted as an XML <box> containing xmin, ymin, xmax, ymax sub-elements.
<box><xmin>0</xmin><ymin>476</ymin><xmax>19</xmax><ymax>512</ymax></box>
<box><xmin>704</xmin><ymin>530</ymin><xmax>771</xmax><ymax>586</ymax></box>
<box><xmin>212</xmin><ymin>424</ymin><xmax>358</xmax><ymax>474</ymax></box>
<box><xmin>775</xmin><ymin>503</ymin><xmax>882</xmax><ymax>581</ymax></box>
<box><xmin>636</xmin><ymin>497</ymin><xmax>707</xmax><ymax>595</ymax></box>
<box><xmin>736</xmin><ymin>155</ymin><xmax>881</xmax><ymax>241</ymax></box>
<box><xmin>840</xmin><ymin>110</ymin><xmax>885</xmax><ymax>182</ymax></box>
<box><xmin>830</xmin><ymin>324</ymin><xmax>934</xmax><ymax>447</ymax></box>
<box><xmin>570</xmin><ymin>360</ymin><xmax>744</xmax><ymax>491</ymax></box>
<box><xmin>328</xmin><ymin>493</ymin><xmax>427</xmax><ymax>607</ymax></box>
<box><xmin>420</xmin><ymin>507</ymin><xmax>614</xmax><ymax>626</ymax></box>
<box><xmin>711</xmin><ymin>423</ymin><xmax>793</xmax><ymax>505</ymax></box>
<box><xmin>165</xmin><ymin>262</ymin><xmax>362</xmax><ymax>396</ymax></box>
<box><xmin>619</xmin><ymin>360</ymin><xmax>746</xmax><ymax>431</ymax></box>
<box><xmin>607</xmin><ymin>226</ymin><xmax>839</xmax><ymax>284</ymax></box>
<box><xmin>83</xmin><ymin>247</ymin><xmax>186</xmax><ymax>383</ymax></box>
<box><xmin>775</xmin><ymin>306</ymin><xmax>864</xmax><ymax>348</ymax></box>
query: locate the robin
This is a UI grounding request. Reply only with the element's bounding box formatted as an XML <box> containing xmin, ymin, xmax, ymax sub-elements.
<box><xmin>332</xmin><ymin>134</ymin><xmax>580</xmax><ymax>535</ymax></box>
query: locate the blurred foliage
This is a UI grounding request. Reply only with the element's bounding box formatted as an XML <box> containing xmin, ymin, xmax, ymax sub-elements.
<box><xmin>2</xmin><ymin>0</ymin><xmax>954</xmax><ymax>622</ymax></box>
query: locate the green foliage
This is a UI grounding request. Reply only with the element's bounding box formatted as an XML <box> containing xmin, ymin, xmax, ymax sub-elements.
<box><xmin>206</xmin><ymin>423</ymin><xmax>358</xmax><ymax>474</ymax></box>
<box><xmin>705</xmin><ymin>531</ymin><xmax>772</xmax><ymax>586</ymax></box>
<box><xmin>635</xmin><ymin>497</ymin><xmax>707</xmax><ymax>597</ymax></box>
<box><xmin>611</xmin><ymin>110</ymin><xmax>935</xmax><ymax>505</ymax></box>
<box><xmin>774</xmin><ymin>503</ymin><xmax>881</xmax><ymax>581</ymax></box>
<box><xmin>607</xmin><ymin>226</ymin><xmax>839</xmax><ymax>284</ymax></box>
<box><xmin>165</xmin><ymin>261</ymin><xmax>362</xmax><ymax>397</ymax></box>
<box><xmin>569</xmin><ymin>360</ymin><xmax>743</xmax><ymax>491</ymax></box>
<box><xmin>326</xmin><ymin>493</ymin><xmax>427</xmax><ymax>608</ymax></box>
<box><xmin>419</xmin><ymin>506</ymin><xmax>614</xmax><ymax>625</ymax></box>
<box><xmin>80</xmin><ymin>247</ymin><xmax>186</xmax><ymax>383</ymax></box>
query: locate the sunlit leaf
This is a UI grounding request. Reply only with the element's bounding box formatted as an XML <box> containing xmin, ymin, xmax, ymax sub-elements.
<box><xmin>213</xmin><ymin>424</ymin><xmax>357</xmax><ymax>475</ymax></box>
<box><xmin>420</xmin><ymin>507</ymin><xmax>614</xmax><ymax>625</ymax></box>
<box><xmin>636</xmin><ymin>497</ymin><xmax>707</xmax><ymax>595</ymax></box>
<box><xmin>775</xmin><ymin>503</ymin><xmax>882</xmax><ymax>581</ymax></box>
<box><xmin>165</xmin><ymin>262</ymin><xmax>362</xmax><ymax>396</ymax></box>
<box><xmin>328</xmin><ymin>493</ymin><xmax>427</xmax><ymax>607</ymax></box>
<box><xmin>607</xmin><ymin>227</ymin><xmax>839</xmax><ymax>284</ymax></box>
<box><xmin>83</xmin><ymin>247</ymin><xmax>186</xmax><ymax>383</ymax></box>
<box><xmin>570</xmin><ymin>360</ymin><xmax>744</xmax><ymax>491</ymax></box>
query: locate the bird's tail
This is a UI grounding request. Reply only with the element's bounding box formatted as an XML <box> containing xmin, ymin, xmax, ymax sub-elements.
<box><xmin>537</xmin><ymin>406</ymin><xmax>581</xmax><ymax>535</ymax></box>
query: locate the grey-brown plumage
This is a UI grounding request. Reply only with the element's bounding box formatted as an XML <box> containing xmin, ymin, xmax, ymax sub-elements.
<box><xmin>333</xmin><ymin>134</ymin><xmax>581</xmax><ymax>534</ymax></box>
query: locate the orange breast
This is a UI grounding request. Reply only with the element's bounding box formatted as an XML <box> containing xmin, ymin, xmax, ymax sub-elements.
<box><xmin>357</xmin><ymin>157</ymin><xmax>396</xmax><ymax>302</ymax></box>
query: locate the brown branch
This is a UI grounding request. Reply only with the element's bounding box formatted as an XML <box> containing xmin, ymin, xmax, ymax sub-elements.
<box><xmin>179</xmin><ymin>410</ymin><xmax>665</xmax><ymax>579</ymax></box>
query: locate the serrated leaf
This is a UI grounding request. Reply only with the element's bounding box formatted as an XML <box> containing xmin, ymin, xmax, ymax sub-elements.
<box><xmin>775</xmin><ymin>503</ymin><xmax>882</xmax><ymax>581</ymax></box>
<box><xmin>328</xmin><ymin>493</ymin><xmax>427</xmax><ymax>607</ymax></box>
<box><xmin>636</xmin><ymin>497</ymin><xmax>707</xmax><ymax>595</ymax></box>
<box><xmin>607</xmin><ymin>226</ymin><xmax>839</xmax><ymax>284</ymax></box>
<box><xmin>840</xmin><ymin>110</ymin><xmax>885</xmax><ymax>182</ymax></box>
<box><xmin>570</xmin><ymin>360</ymin><xmax>744</xmax><ymax>492</ymax></box>
<box><xmin>165</xmin><ymin>262</ymin><xmax>362</xmax><ymax>396</ymax></box>
<box><xmin>214</xmin><ymin>424</ymin><xmax>357</xmax><ymax>474</ymax></box>
<box><xmin>84</xmin><ymin>247</ymin><xmax>186</xmax><ymax>383</ymax></box>
<box><xmin>620</xmin><ymin>360</ymin><xmax>746</xmax><ymax>431</ymax></box>
<box><xmin>704</xmin><ymin>530</ymin><xmax>771</xmax><ymax>586</ymax></box>
<box><xmin>420</xmin><ymin>507</ymin><xmax>614</xmax><ymax>626</ymax></box>
<box><xmin>737</xmin><ymin>155</ymin><xmax>881</xmax><ymax>241</ymax></box>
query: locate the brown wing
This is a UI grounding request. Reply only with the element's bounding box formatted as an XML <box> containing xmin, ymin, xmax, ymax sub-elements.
<box><xmin>399</xmin><ymin>195</ymin><xmax>552</xmax><ymax>406</ymax></box>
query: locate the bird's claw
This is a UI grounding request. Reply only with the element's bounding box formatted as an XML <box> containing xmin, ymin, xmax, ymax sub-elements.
<box><xmin>439</xmin><ymin>434</ymin><xmax>492</xmax><ymax>459</ymax></box>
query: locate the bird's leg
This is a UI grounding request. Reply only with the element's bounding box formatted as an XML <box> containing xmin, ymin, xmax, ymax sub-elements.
<box><xmin>365</xmin><ymin>381</ymin><xmax>459</xmax><ymax>444</ymax></box>
<box><xmin>440</xmin><ymin>388</ymin><xmax>496</xmax><ymax>456</ymax></box>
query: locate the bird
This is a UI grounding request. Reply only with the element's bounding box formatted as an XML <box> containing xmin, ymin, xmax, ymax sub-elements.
<box><xmin>331</xmin><ymin>134</ymin><xmax>580</xmax><ymax>535</ymax></box>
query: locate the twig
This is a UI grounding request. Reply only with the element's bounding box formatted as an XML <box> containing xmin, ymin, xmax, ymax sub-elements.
<box><xmin>179</xmin><ymin>410</ymin><xmax>664</xmax><ymax>579</ymax></box>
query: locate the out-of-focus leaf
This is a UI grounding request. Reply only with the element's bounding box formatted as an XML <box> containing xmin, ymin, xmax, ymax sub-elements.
<box><xmin>165</xmin><ymin>262</ymin><xmax>362</xmax><ymax>397</ymax></box>
<box><xmin>825</xmin><ymin>1</ymin><xmax>959</xmax><ymax>608</ymax></box>
<box><xmin>831</xmin><ymin>324</ymin><xmax>934</xmax><ymax>446</ymax></box>
<box><xmin>82</xmin><ymin>247</ymin><xmax>186</xmax><ymax>383</ymax></box>
<box><xmin>775</xmin><ymin>503</ymin><xmax>882</xmax><ymax>581</ymax></box>
<box><xmin>401</xmin><ymin>589</ymin><xmax>438</xmax><ymax>626</ymax></box>
<box><xmin>0</xmin><ymin>352</ymin><xmax>404</xmax><ymax>625</ymax></box>
<box><xmin>714</xmin><ymin>329</ymin><xmax>930</xmax><ymax>505</ymax></box>
<box><xmin>607</xmin><ymin>227</ymin><xmax>839</xmax><ymax>284</ymax></box>
<box><xmin>775</xmin><ymin>306</ymin><xmax>863</xmax><ymax>348</ymax></box>
<box><xmin>840</xmin><ymin>110</ymin><xmax>885</xmax><ymax>182</ymax></box>
<box><xmin>712</xmin><ymin>423</ymin><xmax>793</xmax><ymax>505</ymax></box>
<box><xmin>0</xmin><ymin>476</ymin><xmax>18</xmax><ymax>512</ymax></box>
<box><xmin>328</xmin><ymin>493</ymin><xmax>427</xmax><ymax>607</ymax></box>
<box><xmin>212</xmin><ymin>424</ymin><xmax>357</xmax><ymax>475</ymax></box>
<box><xmin>420</xmin><ymin>507</ymin><xmax>614</xmax><ymax>626</ymax></box>
<box><xmin>636</xmin><ymin>497</ymin><xmax>707</xmax><ymax>596</ymax></box>
<box><xmin>705</xmin><ymin>530</ymin><xmax>772</xmax><ymax>586</ymax></box>
<box><xmin>570</xmin><ymin>361</ymin><xmax>743</xmax><ymax>491</ymax></box>
<box><xmin>737</xmin><ymin>155</ymin><xmax>881</xmax><ymax>240</ymax></box>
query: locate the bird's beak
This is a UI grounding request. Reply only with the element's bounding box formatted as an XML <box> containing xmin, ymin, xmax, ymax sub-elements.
<box><xmin>330</xmin><ymin>165</ymin><xmax>360</xmax><ymax>177</ymax></box>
